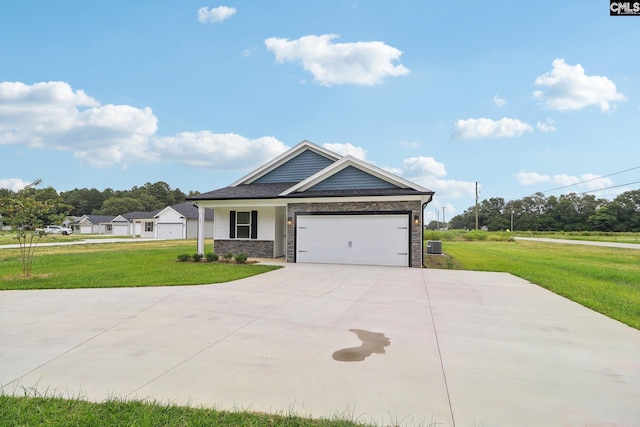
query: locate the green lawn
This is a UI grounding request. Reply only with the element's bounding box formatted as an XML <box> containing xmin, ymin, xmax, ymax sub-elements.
<box><xmin>514</xmin><ymin>231</ymin><xmax>640</xmax><ymax>244</ymax></box>
<box><xmin>439</xmin><ymin>240</ymin><xmax>640</xmax><ymax>330</ymax></box>
<box><xmin>0</xmin><ymin>240</ymin><xmax>280</xmax><ymax>290</ymax></box>
<box><xmin>0</xmin><ymin>232</ymin><xmax>85</xmax><ymax>246</ymax></box>
<box><xmin>0</xmin><ymin>395</ymin><xmax>368</xmax><ymax>427</ymax></box>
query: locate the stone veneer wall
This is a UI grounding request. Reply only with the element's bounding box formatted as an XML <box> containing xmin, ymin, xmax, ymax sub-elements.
<box><xmin>287</xmin><ymin>200</ymin><xmax>423</xmax><ymax>268</ymax></box>
<box><xmin>214</xmin><ymin>240</ymin><xmax>274</xmax><ymax>259</ymax></box>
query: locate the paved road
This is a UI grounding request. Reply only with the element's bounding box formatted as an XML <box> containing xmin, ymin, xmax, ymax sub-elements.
<box><xmin>515</xmin><ymin>236</ymin><xmax>640</xmax><ymax>249</ymax></box>
<box><xmin>0</xmin><ymin>237</ymin><xmax>161</xmax><ymax>250</ymax></box>
<box><xmin>2</xmin><ymin>264</ymin><xmax>639</xmax><ymax>426</ymax></box>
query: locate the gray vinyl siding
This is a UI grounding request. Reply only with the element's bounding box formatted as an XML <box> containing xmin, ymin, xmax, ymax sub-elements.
<box><xmin>308</xmin><ymin>166</ymin><xmax>400</xmax><ymax>191</ymax></box>
<box><xmin>254</xmin><ymin>150</ymin><xmax>334</xmax><ymax>183</ymax></box>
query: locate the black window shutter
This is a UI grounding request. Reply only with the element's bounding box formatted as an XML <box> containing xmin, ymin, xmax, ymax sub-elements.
<box><xmin>229</xmin><ymin>210</ymin><xmax>236</xmax><ymax>238</ymax></box>
<box><xmin>250</xmin><ymin>210</ymin><xmax>258</xmax><ymax>239</ymax></box>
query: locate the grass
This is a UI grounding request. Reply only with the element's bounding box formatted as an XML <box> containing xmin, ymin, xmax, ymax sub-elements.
<box><xmin>513</xmin><ymin>230</ymin><xmax>640</xmax><ymax>243</ymax></box>
<box><xmin>0</xmin><ymin>395</ymin><xmax>369</xmax><ymax>427</ymax></box>
<box><xmin>423</xmin><ymin>229</ymin><xmax>514</xmax><ymax>242</ymax></box>
<box><xmin>0</xmin><ymin>232</ymin><xmax>86</xmax><ymax>246</ymax></box>
<box><xmin>437</xmin><ymin>239</ymin><xmax>640</xmax><ymax>330</ymax></box>
<box><xmin>0</xmin><ymin>240</ymin><xmax>280</xmax><ymax>290</ymax></box>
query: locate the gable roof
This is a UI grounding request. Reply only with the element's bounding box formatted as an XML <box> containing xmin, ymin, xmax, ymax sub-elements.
<box><xmin>85</xmin><ymin>214</ymin><xmax>115</xmax><ymax>224</ymax></box>
<box><xmin>280</xmin><ymin>155</ymin><xmax>431</xmax><ymax>196</ymax></box>
<box><xmin>192</xmin><ymin>182</ymin><xmax>294</xmax><ymax>201</ymax></box>
<box><xmin>230</xmin><ymin>140</ymin><xmax>341</xmax><ymax>186</ymax></box>
<box><xmin>154</xmin><ymin>202</ymin><xmax>214</xmax><ymax>220</ymax></box>
<box><xmin>190</xmin><ymin>140</ymin><xmax>434</xmax><ymax>201</ymax></box>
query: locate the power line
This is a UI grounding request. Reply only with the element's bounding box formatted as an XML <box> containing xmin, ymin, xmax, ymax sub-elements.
<box><xmin>579</xmin><ymin>180</ymin><xmax>640</xmax><ymax>195</ymax></box>
<box><xmin>539</xmin><ymin>165</ymin><xmax>640</xmax><ymax>194</ymax></box>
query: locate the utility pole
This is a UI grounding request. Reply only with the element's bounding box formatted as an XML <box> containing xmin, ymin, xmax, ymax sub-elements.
<box><xmin>442</xmin><ymin>206</ymin><xmax>446</xmax><ymax>230</ymax></box>
<box><xmin>436</xmin><ymin>209</ymin><xmax>439</xmax><ymax>230</ymax></box>
<box><xmin>475</xmin><ymin>181</ymin><xmax>479</xmax><ymax>230</ymax></box>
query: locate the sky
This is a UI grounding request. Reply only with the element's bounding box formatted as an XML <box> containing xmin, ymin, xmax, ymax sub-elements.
<box><xmin>1</xmin><ymin>1</ymin><xmax>639</xmax><ymax>222</ymax></box>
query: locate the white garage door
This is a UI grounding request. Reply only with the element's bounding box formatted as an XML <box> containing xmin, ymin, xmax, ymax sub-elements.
<box><xmin>157</xmin><ymin>223</ymin><xmax>183</xmax><ymax>239</ymax></box>
<box><xmin>296</xmin><ymin>214</ymin><xmax>409</xmax><ymax>267</ymax></box>
<box><xmin>112</xmin><ymin>224</ymin><xmax>129</xmax><ymax>236</ymax></box>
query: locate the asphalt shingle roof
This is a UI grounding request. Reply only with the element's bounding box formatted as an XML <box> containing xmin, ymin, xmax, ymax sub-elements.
<box><xmin>189</xmin><ymin>183</ymin><xmax>297</xmax><ymax>201</ymax></box>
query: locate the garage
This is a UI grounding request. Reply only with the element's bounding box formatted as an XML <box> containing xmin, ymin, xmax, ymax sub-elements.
<box><xmin>157</xmin><ymin>223</ymin><xmax>183</xmax><ymax>239</ymax></box>
<box><xmin>295</xmin><ymin>214</ymin><xmax>410</xmax><ymax>267</ymax></box>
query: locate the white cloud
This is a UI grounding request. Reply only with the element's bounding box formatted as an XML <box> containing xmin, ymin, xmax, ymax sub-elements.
<box><xmin>151</xmin><ymin>132</ymin><xmax>288</xmax><ymax>170</ymax></box>
<box><xmin>197</xmin><ymin>6</ymin><xmax>236</xmax><ymax>24</ymax></box>
<box><xmin>400</xmin><ymin>156</ymin><xmax>447</xmax><ymax>177</ymax></box>
<box><xmin>515</xmin><ymin>171</ymin><xmax>550</xmax><ymax>186</ymax></box>
<box><xmin>533</xmin><ymin>59</ymin><xmax>625</xmax><ymax>112</ymax></box>
<box><xmin>536</xmin><ymin>117</ymin><xmax>556</xmax><ymax>132</ymax></box>
<box><xmin>493</xmin><ymin>94</ymin><xmax>506</xmax><ymax>106</ymax></box>
<box><xmin>452</xmin><ymin>117</ymin><xmax>533</xmax><ymax>141</ymax></box>
<box><xmin>0</xmin><ymin>178</ymin><xmax>30</xmax><ymax>192</ymax></box>
<box><xmin>429</xmin><ymin>179</ymin><xmax>477</xmax><ymax>199</ymax></box>
<box><xmin>323</xmin><ymin>142</ymin><xmax>367</xmax><ymax>160</ymax></box>
<box><xmin>0</xmin><ymin>81</ymin><xmax>288</xmax><ymax>171</ymax></box>
<box><xmin>264</xmin><ymin>34</ymin><xmax>410</xmax><ymax>86</ymax></box>
<box><xmin>516</xmin><ymin>171</ymin><xmax>614</xmax><ymax>191</ymax></box>
<box><xmin>0</xmin><ymin>81</ymin><xmax>157</xmax><ymax>167</ymax></box>
<box><xmin>388</xmin><ymin>155</ymin><xmax>474</xmax><ymax>199</ymax></box>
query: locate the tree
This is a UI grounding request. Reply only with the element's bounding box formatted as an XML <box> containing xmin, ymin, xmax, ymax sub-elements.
<box><xmin>96</xmin><ymin>197</ymin><xmax>145</xmax><ymax>216</ymax></box>
<box><xmin>587</xmin><ymin>205</ymin><xmax>616</xmax><ymax>231</ymax></box>
<box><xmin>60</xmin><ymin>188</ymin><xmax>107</xmax><ymax>215</ymax></box>
<box><xmin>0</xmin><ymin>180</ymin><xmax>71</xmax><ymax>276</ymax></box>
<box><xmin>610</xmin><ymin>190</ymin><xmax>640</xmax><ymax>232</ymax></box>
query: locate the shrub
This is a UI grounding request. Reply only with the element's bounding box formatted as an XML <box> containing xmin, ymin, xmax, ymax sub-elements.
<box><xmin>192</xmin><ymin>253</ymin><xmax>204</xmax><ymax>262</ymax></box>
<box><xmin>223</xmin><ymin>253</ymin><xmax>234</xmax><ymax>261</ymax></box>
<box><xmin>205</xmin><ymin>252</ymin><xmax>219</xmax><ymax>262</ymax></box>
<box><xmin>176</xmin><ymin>254</ymin><xmax>191</xmax><ymax>262</ymax></box>
<box><xmin>234</xmin><ymin>253</ymin><xmax>248</xmax><ymax>264</ymax></box>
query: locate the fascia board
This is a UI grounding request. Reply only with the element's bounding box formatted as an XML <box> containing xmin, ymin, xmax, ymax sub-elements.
<box><xmin>283</xmin><ymin>194</ymin><xmax>432</xmax><ymax>204</ymax></box>
<box><xmin>229</xmin><ymin>140</ymin><xmax>342</xmax><ymax>186</ymax></box>
<box><xmin>193</xmin><ymin>199</ymin><xmax>288</xmax><ymax>209</ymax></box>
<box><xmin>279</xmin><ymin>155</ymin><xmax>432</xmax><ymax>196</ymax></box>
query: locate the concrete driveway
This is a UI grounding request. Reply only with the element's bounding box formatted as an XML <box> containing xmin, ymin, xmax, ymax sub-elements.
<box><xmin>1</xmin><ymin>264</ymin><xmax>639</xmax><ymax>426</ymax></box>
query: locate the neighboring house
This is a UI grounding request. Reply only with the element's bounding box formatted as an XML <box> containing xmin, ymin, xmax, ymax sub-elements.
<box><xmin>71</xmin><ymin>215</ymin><xmax>115</xmax><ymax>234</ymax></box>
<box><xmin>110</xmin><ymin>211</ymin><xmax>159</xmax><ymax>237</ymax></box>
<box><xmin>109</xmin><ymin>203</ymin><xmax>214</xmax><ymax>240</ymax></box>
<box><xmin>189</xmin><ymin>140</ymin><xmax>435</xmax><ymax>267</ymax></box>
<box><xmin>153</xmin><ymin>202</ymin><xmax>214</xmax><ymax>239</ymax></box>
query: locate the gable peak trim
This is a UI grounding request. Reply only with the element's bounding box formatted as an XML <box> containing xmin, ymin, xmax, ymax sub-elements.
<box><xmin>230</xmin><ymin>140</ymin><xmax>341</xmax><ymax>186</ymax></box>
<box><xmin>279</xmin><ymin>155</ymin><xmax>431</xmax><ymax>195</ymax></box>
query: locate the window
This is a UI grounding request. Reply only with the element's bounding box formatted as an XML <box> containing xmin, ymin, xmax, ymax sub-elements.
<box><xmin>236</xmin><ymin>211</ymin><xmax>250</xmax><ymax>238</ymax></box>
<box><xmin>145</xmin><ymin>222</ymin><xmax>154</xmax><ymax>232</ymax></box>
<box><xmin>229</xmin><ymin>210</ymin><xmax>258</xmax><ymax>239</ymax></box>
<box><xmin>106</xmin><ymin>224</ymin><xmax>112</xmax><ymax>232</ymax></box>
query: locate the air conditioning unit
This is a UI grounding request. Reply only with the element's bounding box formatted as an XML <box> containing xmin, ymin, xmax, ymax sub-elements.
<box><xmin>426</xmin><ymin>240</ymin><xmax>442</xmax><ymax>255</ymax></box>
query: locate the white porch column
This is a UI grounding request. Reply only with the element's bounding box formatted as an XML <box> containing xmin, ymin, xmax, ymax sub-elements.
<box><xmin>197</xmin><ymin>205</ymin><xmax>205</xmax><ymax>255</ymax></box>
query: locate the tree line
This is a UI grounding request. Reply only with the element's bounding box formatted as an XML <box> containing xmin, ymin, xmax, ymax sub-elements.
<box><xmin>448</xmin><ymin>190</ymin><xmax>640</xmax><ymax>232</ymax></box>
<box><xmin>0</xmin><ymin>181</ymin><xmax>199</xmax><ymax>218</ymax></box>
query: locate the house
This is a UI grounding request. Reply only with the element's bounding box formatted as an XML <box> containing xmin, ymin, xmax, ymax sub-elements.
<box><xmin>109</xmin><ymin>203</ymin><xmax>214</xmax><ymax>239</ymax></box>
<box><xmin>189</xmin><ymin>140</ymin><xmax>434</xmax><ymax>267</ymax></box>
<box><xmin>71</xmin><ymin>215</ymin><xmax>116</xmax><ymax>234</ymax></box>
<box><xmin>153</xmin><ymin>202</ymin><xmax>214</xmax><ymax>239</ymax></box>
<box><xmin>110</xmin><ymin>211</ymin><xmax>158</xmax><ymax>237</ymax></box>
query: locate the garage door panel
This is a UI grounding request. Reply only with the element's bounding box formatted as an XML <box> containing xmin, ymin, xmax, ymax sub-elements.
<box><xmin>157</xmin><ymin>223</ymin><xmax>183</xmax><ymax>239</ymax></box>
<box><xmin>296</xmin><ymin>214</ymin><xmax>409</xmax><ymax>267</ymax></box>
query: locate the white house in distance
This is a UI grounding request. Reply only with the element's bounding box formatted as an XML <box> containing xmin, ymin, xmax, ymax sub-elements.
<box><xmin>152</xmin><ymin>202</ymin><xmax>214</xmax><ymax>239</ymax></box>
<box><xmin>189</xmin><ymin>140</ymin><xmax>434</xmax><ymax>268</ymax></box>
<box><xmin>110</xmin><ymin>202</ymin><xmax>213</xmax><ymax>239</ymax></box>
<box><xmin>71</xmin><ymin>215</ymin><xmax>115</xmax><ymax>234</ymax></box>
